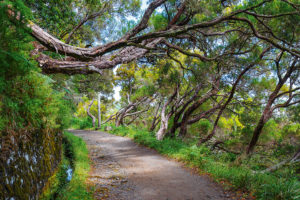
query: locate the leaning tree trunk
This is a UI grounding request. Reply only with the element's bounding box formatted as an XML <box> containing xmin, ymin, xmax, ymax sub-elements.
<box><xmin>115</xmin><ymin>107</ymin><xmax>128</xmax><ymax>127</ymax></box>
<box><xmin>115</xmin><ymin>112</ymin><xmax>125</xmax><ymax>127</ymax></box>
<box><xmin>259</xmin><ymin>146</ymin><xmax>300</xmax><ymax>173</ymax></box>
<box><xmin>177</xmin><ymin>86</ymin><xmax>219</xmax><ymax>138</ymax></box>
<box><xmin>168</xmin><ymin>123</ymin><xmax>178</xmax><ymax>137</ymax></box>
<box><xmin>156</xmin><ymin>118</ymin><xmax>169</xmax><ymax>140</ymax></box>
<box><xmin>87</xmin><ymin>99</ymin><xmax>96</xmax><ymax>127</ymax></box>
<box><xmin>246</xmin><ymin>49</ymin><xmax>296</xmax><ymax>154</ymax></box>
<box><xmin>246</xmin><ymin>110</ymin><xmax>271</xmax><ymax>154</ymax></box>
<box><xmin>198</xmin><ymin>50</ymin><xmax>271</xmax><ymax>145</ymax></box>
<box><xmin>167</xmin><ymin>85</ymin><xmax>202</xmax><ymax>137</ymax></box>
<box><xmin>167</xmin><ymin>110</ymin><xmax>185</xmax><ymax>138</ymax></box>
<box><xmin>126</xmin><ymin>114</ymin><xmax>140</xmax><ymax>125</ymax></box>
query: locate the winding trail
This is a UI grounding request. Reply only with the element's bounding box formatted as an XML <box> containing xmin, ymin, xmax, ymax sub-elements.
<box><xmin>70</xmin><ymin>130</ymin><xmax>232</xmax><ymax>200</ymax></box>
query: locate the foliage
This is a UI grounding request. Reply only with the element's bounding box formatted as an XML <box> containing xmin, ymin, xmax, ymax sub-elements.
<box><xmin>2</xmin><ymin>0</ymin><xmax>300</xmax><ymax>198</ymax></box>
<box><xmin>70</xmin><ymin>117</ymin><xmax>94</xmax><ymax>130</ymax></box>
<box><xmin>0</xmin><ymin>1</ymin><xmax>74</xmax><ymax>199</ymax></box>
<box><xmin>0</xmin><ymin>0</ymin><xmax>73</xmax><ymax>133</ymax></box>
<box><xmin>103</xmin><ymin>124</ymin><xmax>300</xmax><ymax>200</ymax></box>
<box><xmin>40</xmin><ymin>141</ymin><xmax>72</xmax><ymax>200</ymax></box>
<box><xmin>55</xmin><ymin>131</ymin><xmax>93</xmax><ymax>200</ymax></box>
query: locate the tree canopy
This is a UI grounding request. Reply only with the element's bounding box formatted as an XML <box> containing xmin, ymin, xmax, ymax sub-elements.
<box><xmin>1</xmin><ymin>0</ymin><xmax>300</xmax><ymax>199</ymax></box>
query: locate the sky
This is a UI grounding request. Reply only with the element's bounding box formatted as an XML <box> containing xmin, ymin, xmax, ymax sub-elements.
<box><xmin>113</xmin><ymin>85</ymin><xmax>121</xmax><ymax>101</ymax></box>
<box><xmin>113</xmin><ymin>67</ymin><xmax>121</xmax><ymax>101</ymax></box>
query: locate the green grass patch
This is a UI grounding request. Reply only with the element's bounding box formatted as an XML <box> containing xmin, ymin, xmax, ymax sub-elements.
<box><xmin>69</xmin><ymin>117</ymin><xmax>94</xmax><ymax>130</ymax></box>
<box><xmin>39</xmin><ymin>153</ymin><xmax>70</xmax><ymax>200</ymax></box>
<box><xmin>102</xmin><ymin>124</ymin><xmax>300</xmax><ymax>200</ymax></box>
<box><xmin>40</xmin><ymin>132</ymin><xmax>93</xmax><ymax>200</ymax></box>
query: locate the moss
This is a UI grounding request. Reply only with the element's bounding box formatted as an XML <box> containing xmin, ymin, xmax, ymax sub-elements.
<box><xmin>39</xmin><ymin>135</ymin><xmax>72</xmax><ymax>200</ymax></box>
<box><xmin>40</xmin><ymin>131</ymin><xmax>93</xmax><ymax>200</ymax></box>
<box><xmin>58</xmin><ymin>132</ymin><xmax>94</xmax><ymax>200</ymax></box>
<box><xmin>39</xmin><ymin>159</ymin><xmax>62</xmax><ymax>200</ymax></box>
<box><xmin>0</xmin><ymin>129</ymin><xmax>62</xmax><ymax>199</ymax></box>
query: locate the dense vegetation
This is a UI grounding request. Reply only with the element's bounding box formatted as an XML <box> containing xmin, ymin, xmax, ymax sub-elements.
<box><xmin>40</xmin><ymin>132</ymin><xmax>93</xmax><ymax>200</ymax></box>
<box><xmin>0</xmin><ymin>0</ymin><xmax>299</xmax><ymax>199</ymax></box>
<box><xmin>99</xmin><ymin>124</ymin><xmax>299</xmax><ymax>199</ymax></box>
<box><xmin>0</xmin><ymin>1</ymin><xmax>73</xmax><ymax>199</ymax></box>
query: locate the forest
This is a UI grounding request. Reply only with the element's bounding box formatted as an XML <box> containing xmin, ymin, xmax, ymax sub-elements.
<box><xmin>0</xmin><ymin>0</ymin><xmax>299</xmax><ymax>199</ymax></box>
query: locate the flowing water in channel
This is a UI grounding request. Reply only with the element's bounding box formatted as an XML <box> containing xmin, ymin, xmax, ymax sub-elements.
<box><xmin>51</xmin><ymin>137</ymin><xmax>74</xmax><ymax>199</ymax></box>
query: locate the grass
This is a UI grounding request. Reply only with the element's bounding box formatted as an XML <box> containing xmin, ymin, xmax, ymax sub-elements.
<box><xmin>70</xmin><ymin>117</ymin><xmax>94</xmax><ymax>130</ymax></box>
<box><xmin>40</xmin><ymin>131</ymin><xmax>93</xmax><ymax>200</ymax></box>
<box><xmin>102</xmin><ymin>124</ymin><xmax>300</xmax><ymax>200</ymax></box>
<box><xmin>39</xmin><ymin>153</ymin><xmax>70</xmax><ymax>200</ymax></box>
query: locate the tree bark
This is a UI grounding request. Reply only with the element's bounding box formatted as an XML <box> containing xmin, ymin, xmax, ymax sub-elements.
<box><xmin>167</xmin><ymin>85</ymin><xmax>202</xmax><ymax>137</ymax></box>
<box><xmin>115</xmin><ymin>110</ymin><xmax>126</xmax><ymax>127</ymax></box>
<box><xmin>246</xmin><ymin>110</ymin><xmax>271</xmax><ymax>154</ymax></box>
<box><xmin>156</xmin><ymin>101</ymin><xmax>171</xmax><ymax>140</ymax></box>
<box><xmin>199</xmin><ymin>47</ymin><xmax>271</xmax><ymax>145</ymax></box>
<box><xmin>87</xmin><ymin>99</ymin><xmax>96</xmax><ymax>127</ymax></box>
<box><xmin>149</xmin><ymin>102</ymin><xmax>161</xmax><ymax>132</ymax></box>
<box><xmin>246</xmin><ymin>58</ymin><xmax>298</xmax><ymax>154</ymax></box>
<box><xmin>177</xmin><ymin>84</ymin><xmax>219</xmax><ymax>138</ymax></box>
<box><xmin>156</xmin><ymin>88</ymin><xmax>178</xmax><ymax>140</ymax></box>
<box><xmin>115</xmin><ymin>97</ymin><xmax>149</xmax><ymax>127</ymax></box>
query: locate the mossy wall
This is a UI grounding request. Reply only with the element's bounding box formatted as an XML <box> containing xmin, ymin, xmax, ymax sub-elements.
<box><xmin>0</xmin><ymin>2</ymin><xmax>73</xmax><ymax>199</ymax></box>
<box><xmin>0</xmin><ymin>129</ymin><xmax>62</xmax><ymax>199</ymax></box>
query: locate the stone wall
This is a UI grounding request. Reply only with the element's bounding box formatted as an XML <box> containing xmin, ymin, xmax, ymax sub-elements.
<box><xmin>0</xmin><ymin>128</ymin><xmax>62</xmax><ymax>199</ymax></box>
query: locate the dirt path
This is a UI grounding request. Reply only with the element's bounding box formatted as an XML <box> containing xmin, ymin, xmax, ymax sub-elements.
<box><xmin>70</xmin><ymin>130</ymin><xmax>232</xmax><ymax>200</ymax></box>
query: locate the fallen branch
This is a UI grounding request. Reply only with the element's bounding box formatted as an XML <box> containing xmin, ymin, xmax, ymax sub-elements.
<box><xmin>258</xmin><ymin>147</ymin><xmax>300</xmax><ymax>173</ymax></box>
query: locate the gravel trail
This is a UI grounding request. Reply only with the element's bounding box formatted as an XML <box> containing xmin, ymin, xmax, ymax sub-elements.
<box><xmin>70</xmin><ymin>130</ymin><xmax>232</xmax><ymax>200</ymax></box>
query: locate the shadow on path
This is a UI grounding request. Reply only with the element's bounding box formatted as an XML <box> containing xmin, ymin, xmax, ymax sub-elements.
<box><xmin>70</xmin><ymin>130</ymin><xmax>231</xmax><ymax>200</ymax></box>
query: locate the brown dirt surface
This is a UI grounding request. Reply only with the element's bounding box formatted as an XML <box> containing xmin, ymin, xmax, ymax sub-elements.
<box><xmin>70</xmin><ymin>130</ymin><xmax>236</xmax><ymax>200</ymax></box>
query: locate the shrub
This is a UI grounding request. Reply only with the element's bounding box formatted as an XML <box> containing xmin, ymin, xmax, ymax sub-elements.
<box><xmin>104</xmin><ymin>125</ymin><xmax>300</xmax><ymax>200</ymax></box>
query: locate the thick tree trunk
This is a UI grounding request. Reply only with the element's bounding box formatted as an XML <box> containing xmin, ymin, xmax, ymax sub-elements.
<box><xmin>167</xmin><ymin>85</ymin><xmax>202</xmax><ymax>137</ymax></box>
<box><xmin>246</xmin><ymin>112</ymin><xmax>271</xmax><ymax>154</ymax></box>
<box><xmin>167</xmin><ymin>122</ymin><xmax>180</xmax><ymax>138</ymax></box>
<box><xmin>114</xmin><ymin>96</ymin><xmax>149</xmax><ymax>127</ymax></box>
<box><xmin>156</xmin><ymin>102</ymin><xmax>170</xmax><ymax>140</ymax></box>
<box><xmin>115</xmin><ymin>112</ymin><xmax>125</xmax><ymax>127</ymax></box>
<box><xmin>178</xmin><ymin>122</ymin><xmax>188</xmax><ymax>138</ymax></box>
<box><xmin>115</xmin><ymin>106</ymin><xmax>133</xmax><ymax>127</ymax></box>
<box><xmin>156</xmin><ymin>88</ymin><xmax>178</xmax><ymax>140</ymax></box>
<box><xmin>156</xmin><ymin>116</ymin><xmax>169</xmax><ymax>140</ymax></box>
<box><xmin>177</xmin><ymin>85</ymin><xmax>219</xmax><ymax>138</ymax></box>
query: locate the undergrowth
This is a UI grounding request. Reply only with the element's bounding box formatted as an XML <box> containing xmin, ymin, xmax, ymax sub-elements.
<box><xmin>102</xmin><ymin>124</ymin><xmax>300</xmax><ymax>200</ymax></box>
<box><xmin>40</xmin><ymin>132</ymin><xmax>93</xmax><ymax>200</ymax></box>
<box><xmin>70</xmin><ymin>117</ymin><xmax>94</xmax><ymax>130</ymax></box>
